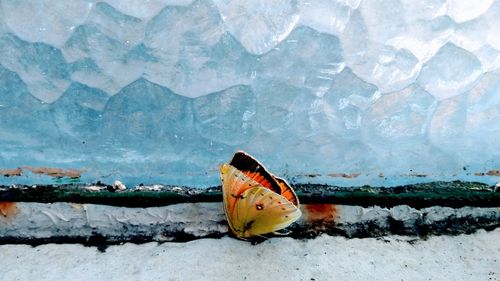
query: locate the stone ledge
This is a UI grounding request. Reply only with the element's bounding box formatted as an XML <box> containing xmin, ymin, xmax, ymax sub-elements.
<box><xmin>0</xmin><ymin>202</ymin><xmax>498</xmax><ymax>245</ymax></box>
<box><xmin>1</xmin><ymin>181</ymin><xmax>498</xmax><ymax>244</ymax></box>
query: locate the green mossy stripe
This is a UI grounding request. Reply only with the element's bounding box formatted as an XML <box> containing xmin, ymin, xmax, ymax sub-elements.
<box><xmin>0</xmin><ymin>181</ymin><xmax>498</xmax><ymax>208</ymax></box>
<box><xmin>0</xmin><ymin>185</ymin><xmax>221</xmax><ymax>207</ymax></box>
<box><xmin>293</xmin><ymin>182</ymin><xmax>500</xmax><ymax>208</ymax></box>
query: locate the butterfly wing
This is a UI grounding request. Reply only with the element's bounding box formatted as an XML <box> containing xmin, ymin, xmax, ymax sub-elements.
<box><xmin>229</xmin><ymin>151</ymin><xmax>282</xmax><ymax>194</ymax></box>
<box><xmin>233</xmin><ymin>186</ymin><xmax>301</xmax><ymax>238</ymax></box>
<box><xmin>274</xmin><ymin>176</ymin><xmax>300</xmax><ymax>207</ymax></box>
<box><xmin>220</xmin><ymin>163</ymin><xmax>301</xmax><ymax>238</ymax></box>
<box><xmin>220</xmin><ymin>163</ymin><xmax>263</xmax><ymax>236</ymax></box>
<box><xmin>230</xmin><ymin>151</ymin><xmax>300</xmax><ymax>207</ymax></box>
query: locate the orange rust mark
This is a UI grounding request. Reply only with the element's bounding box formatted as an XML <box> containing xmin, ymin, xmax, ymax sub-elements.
<box><xmin>473</xmin><ymin>170</ymin><xmax>500</xmax><ymax>177</ymax></box>
<box><xmin>23</xmin><ymin>167</ymin><xmax>84</xmax><ymax>178</ymax></box>
<box><xmin>486</xmin><ymin>170</ymin><xmax>500</xmax><ymax>176</ymax></box>
<box><xmin>70</xmin><ymin>203</ymin><xmax>84</xmax><ymax>210</ymax></box>
<box><xmin>63</xmin><ymin>169</ymin><xmax>84</xmax><ymax>178</ymax></box>
<box><xmin>25</xmin><ymin>167</ymin><xmax>63</xmax><ymax>176</ymax></box>
<box><xmin>0</xmin><ymin>202</ymin><xmax>18</xmax><ymax>219</ymax></box>
<box><xmin>328</xmin><ymin>173</ymin><xmax>361</xmax><ymax>179</ymax></box>
<box><xmin>303</xmin><ymin>204</ymin><xmax>337</xmax><ymax>223</ymax></box>
<box><xmin>0</xmin><ymin>168</ymin><xmax>22</xmax><ymax>177</ymax></box>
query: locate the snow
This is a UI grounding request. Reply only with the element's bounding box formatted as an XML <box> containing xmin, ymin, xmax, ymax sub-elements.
<box><xmin>0</xmin><ymin>229</ymin><xmax>498</xmax><ymax>281</ymax></box>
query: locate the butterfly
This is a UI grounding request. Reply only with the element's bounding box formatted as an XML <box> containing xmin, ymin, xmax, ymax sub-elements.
<box><xmin>220</xmin><ymin>151</ymin><xmax>301</xmax><ymax>239</ymax></box>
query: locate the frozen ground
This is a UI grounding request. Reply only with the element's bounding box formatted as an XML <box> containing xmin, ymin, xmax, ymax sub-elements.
<box><xmin>0</xmin><ymin>229</ymin><xmax>498</xmax><ymax>281</ymax></box>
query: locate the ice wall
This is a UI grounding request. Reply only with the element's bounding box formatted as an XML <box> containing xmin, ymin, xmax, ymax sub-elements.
<box><xmin>0</xmin><ymin>0</ymin><xmax>498</xmax><ymax>187</ymax></box>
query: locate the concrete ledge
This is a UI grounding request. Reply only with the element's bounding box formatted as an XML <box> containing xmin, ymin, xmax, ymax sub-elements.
<box><xmin>0</xmin><ymin>181</ymin><xmax>498</xmax><ymax>244</ymax></box>
<box><xmin>0</xmin><ymin>202</ymin><xmax>498</xmax><ymax>245</ymax></box>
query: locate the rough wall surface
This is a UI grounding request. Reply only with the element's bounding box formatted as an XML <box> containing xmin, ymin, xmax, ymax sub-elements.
<box><xmin>0</xmin><ymin>1</ymin><xmax>499</xmax><ymax>186</ymax></box>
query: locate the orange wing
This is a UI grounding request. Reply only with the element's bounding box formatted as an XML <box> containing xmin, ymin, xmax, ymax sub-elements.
<box><xmin>220</xmin><ymin>163</ymin><xmax>260</xmax><ymax>219</ymax></box>
<box><xmin>229</xmin><ymin>151</ymin><xmax>299</xmax><ymax>207</ymax></box>
<box><xmin>274</xmin><ymin>176</ymin><xmax>299</xmax><ymax>207</ymax></box>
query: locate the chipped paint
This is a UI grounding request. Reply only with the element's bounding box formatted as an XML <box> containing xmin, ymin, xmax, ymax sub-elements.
<box><xmin>0</xmin><ymin>202</ymin><xmax>18</xmax><ymax>219</ymax></box>
<box><xmin>302</xmin><ymin>204</ymin><xmax>338</xmax><ymax>223</ymax></box>
<box><xmin>328</xmin><ymin>173</ymin><xmax>361</xmax><ymax>178</ymax></box>
<box><xmin>408</xmin><ymin>173</ymin><xmax>428</xmax><ymax>177</ymax></box>
<box><xmin>41</xmin><ymin>210</ymin><xmax>71</xmax><ymax>225</ymax></box>
<box><xmin>111</xmin><ymin>180</ymin><xmax>127</xmax><ymax>191</ymax></box>
<box><xmin>23</xmin><ymin>167</ymin><xmax>84</xmax><ymax>178</ymax></box>
<box><xmin>0</xmin><ymin>168</ymin><xmax>22</xmax><ymax>177</ymax></box>
<box><xmin>486</xmin><ymin>170</ymin><xmax>500</xmax><ymax>176</ymax></box>
<box><xmin>474</xmin><ymin>170</ymin><xmax>500</xmax><ymax>176</ymax></box>
<box><xmin>86</xmin><ymin>185</ymin><xmax>106</xmax><ymax>191</ymax></box>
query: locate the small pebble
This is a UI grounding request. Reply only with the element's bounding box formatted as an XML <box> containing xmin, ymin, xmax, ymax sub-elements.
<box><xmin>112</xmin><ymin>180</ymin><xmax>127</xmax><ymax>191</ymax></box>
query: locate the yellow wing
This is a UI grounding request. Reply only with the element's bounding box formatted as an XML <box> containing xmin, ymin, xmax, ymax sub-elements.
<box><xmin>233</xmin><ymin>186</ymin><xmax>301</xmax><ymax>238</ymax></box>
<box><xmin>220</xmin><ymin>163</ymin><xmax>301</xmax><ymax>238</ymax></box>
<box><xmin>220</xmin><ymin>163</ymin><xmax>263</xmax><ymax>236</ymax></box>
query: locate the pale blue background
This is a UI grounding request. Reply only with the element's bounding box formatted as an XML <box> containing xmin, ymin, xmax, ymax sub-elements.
<box><xmin>0</xmin><ymin>0</ymin><xmax>499</xmax><ymax>186</ymax></box>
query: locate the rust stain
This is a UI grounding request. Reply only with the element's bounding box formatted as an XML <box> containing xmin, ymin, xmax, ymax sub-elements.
<box><xmin>328</xmin><ymin>173</ymin><xmax>361</xmax><ymax>179</ymax></box>
<box><xmin>474</xmin><ymin>170</ymin><xmax>500</xmax><ymax>177</ymax></box>
<box><xmin>0</xmin><ymin>168</ymin><xmax>22</xmax><ymax>177</ymax></box>
<box><xmin>63</xmin><ymin>169</ymin><xmax>84</xmax><ymax>178</ymax></box>
<box><xmin>303</xmin><ymin>204</ymin><xmax>338</xmax><ymax>223</ymax></box>
<box><xmin>25</xmin><ymin>166</ymin><xmax>63</xmax><ymax>176</ymax></box>
<box><xmin>0</xmin><ymin>202</ymin><xmax>18</xmax><ymax>219</ymax></box>
<box><xmin>486</xmin><ymin>170</ymin><xmax>500</xmax><ymax>176</ymax></box>
<box><xmin>23</xmin><ymin>166</ymin><xmax>84</xmax><ymax>178</ymax></box>
<box><xmin>70</xmin><ymin>203</ymin><xmax>84</xmax><ymax>210</ymax></box>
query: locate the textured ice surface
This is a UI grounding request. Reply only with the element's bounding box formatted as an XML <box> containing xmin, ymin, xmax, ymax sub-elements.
<box><xmin>1</xmin><ymin>1</ymin><xmax>93</xmax><ymax>46</ymax></box>
<box><xmin>0</xmin><ymin>1</ymin><xmax>499</xmax><ymax>187</ymax></box>
<box><xmin>417</xmin><ymin>43</ymin><xmax>482</xmax><ymax>100</ymax></box>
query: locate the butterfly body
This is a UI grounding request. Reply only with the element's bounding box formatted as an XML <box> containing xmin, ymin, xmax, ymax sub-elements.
<box><xmin>220</xmin><ymin>152</ymin><xmax>301</xmax><ymax>239</ymax></box>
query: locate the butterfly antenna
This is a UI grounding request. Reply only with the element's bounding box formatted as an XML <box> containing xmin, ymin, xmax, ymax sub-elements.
<box><xmin>272</xmin><ymin>229</ymin><xmax>292</xmax><ymax>236</ymax></box>
<box><xmin>250</xmin><ymin>235</ymin><xmax>268</xmax><ymax>245</ymax></box>
<box><xmin>256</xmin><ymin>234</ymin><xmax>269</xmax><ymax>240</ymax></box>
